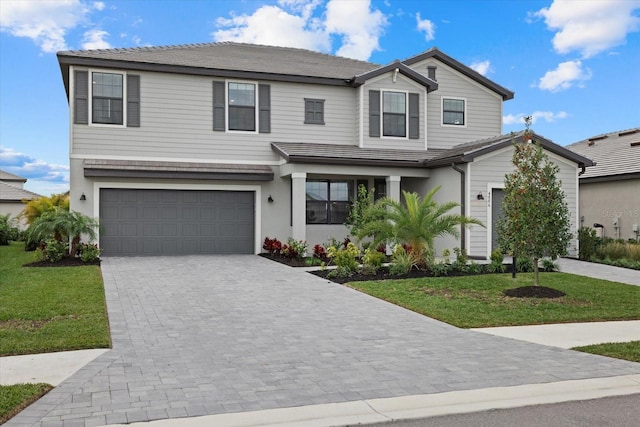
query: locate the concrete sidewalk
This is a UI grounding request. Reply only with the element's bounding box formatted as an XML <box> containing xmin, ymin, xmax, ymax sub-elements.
<box><xmin>557</xmin><ymin>258</ymin><xmax>640</xmax><ymax>286</ymax></box>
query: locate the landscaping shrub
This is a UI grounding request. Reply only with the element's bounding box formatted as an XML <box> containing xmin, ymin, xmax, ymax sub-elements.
<box><xmin>263</xmin><ymin>237</ymin><xmax>282</xmax><ymax>255</ymax></box>
<box><xmin>577</xmin><ymin>227</ymin><xmax>598</xmax><ymax>260</ymax></box>
<box><xmin>487</xmin><ymin>248</ymin><xmax>506</xmax><ymax>273</ymax></box>
<box><xmin>25</xmin><ymin>208</ymin><xmax>99</xmax><ymax>257</ymax></box>
<box><xmin>312</xmin><ymin>244</ymin><xmax>328</xmax><ymax>261</ymax></box>
<box><xmin>431</xmin><ymin>261</ymin><xmax>450</xmax><ymax>277</ymax></box>
<box><xmin>389</xmin><ymin>244</ymin><xmax>414</xmax><ymax>276</ymax></box>
<box><xmin>0</xmin><ymin>215</ymin><xmax>20</xmax><ymax>245</ymax></box>
<box><xmin>596</xmin><ymin>241</ymin><xmax>640</xmax><ymax>262</ymax></box>
<box><xmin>452</xmin><ymin>247</ymin><xmax>468</xmax><ymax>271</ymax></box>
<box><xmin>282</xmin><ymin>238</ymin><xmax>307</xmax><ymax>259</ymax></box>
<box><xmin>516</xmin><ymin>256</ymin><xmax>534</xmax><ymax>272</ymax></box>
<box><xmin>79</xmin><ymin>243</ymin><xmax>101</xmax><ymax>263</ymax></box>
<box><xmin>466</xmin><ymin>262</ymin><xmax>483</xmax><ymax>274</ymax></box>
<box><xmin>327</xmin><ymin>242</ymin><xmax>360</xmax><ymax>278</ymax></box>
<box><xmin>361</xmin><ymin>247</ymin><xmax>385</xmax><ymax>274</ymax></box>
<box><xmin>541</xmin><ymin>258</ymin><xmax>557</xmax><ymax>272</ymax></box>
<box><xmin>42</xmin><ymin>239</ymin><xmax>68</xmax><ymax>263</ymax></box>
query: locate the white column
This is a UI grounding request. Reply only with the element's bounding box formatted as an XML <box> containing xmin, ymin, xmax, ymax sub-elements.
<box><xmin>291</xmin><ymin>172</ymin><xmax>307</xmax><ymax>243</ymax></box>
<box><xmin>386</xmin><ymin>175</ymin><xmax>401</xmax><ymax>202</ymax></box>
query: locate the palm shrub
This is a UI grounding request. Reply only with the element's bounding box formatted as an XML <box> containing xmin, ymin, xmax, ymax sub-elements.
<box><xmin>26</xmin><ymin>208</ymin><xmax>100</xmax><ymax>257</ymax></box>
<box><xmin>354</xmin><ymin>187</ymin><xmax>483</xmax><ymax>270</ymax></box>
<box><xmin>19</xmin><ymin>193</ymin><xmax>69</xmax><ymax>225</ymax></box>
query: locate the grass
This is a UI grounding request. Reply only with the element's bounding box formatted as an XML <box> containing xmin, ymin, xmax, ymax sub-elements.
<box><xmin>348</xmin><ymin>273</ymin><xmax>640</xmax><ymax>328</ymax></box>
<box><xmin>0</xmin><ymin>383</ymin><xmax>53</xmax><ymax>424</ymax></box>
<box><xmin>0</xmin><ymin>242</ymin><xmax>110</xmax><ymax>356</ymax></box>
<box><xmin>573</xmin><ymin>341</ymin><xmax>640</xmax><ymax>363</ymax></box>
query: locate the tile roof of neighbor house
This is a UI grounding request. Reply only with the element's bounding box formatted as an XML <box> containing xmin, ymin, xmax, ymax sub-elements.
<box><xmin>0</xmin><ymin>170</ymin><xmax>27</xmax><ymax>182</ymax></box>
<box><xmin>0</xmin><ymin>181</ymin><xmax>42</xmax><ymax>202</ymax></box>
<box><xmin>566</xmin><ymin>127</ymin><xmax>640</xmax><ymax>182</ymax></box>
<box><xmin>425</xmin><ymin>130</ymin><xmax>595</xmax><ymax>168</ymax></box>
<box><xmin>57</xmin><ymin>42</ymin><xmax>513</xmax><ymax>98</ymax></box>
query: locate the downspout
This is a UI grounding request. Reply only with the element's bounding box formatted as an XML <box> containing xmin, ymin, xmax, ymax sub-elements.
<box><xmin>451</xmin><ymin>162</ymin><xmax>466</xmax><ymax>252</ymax></box>
<box><xmin>578</xmin><ymin>166</ymin><xmax>586</xmax><ymax>176</ymax></box>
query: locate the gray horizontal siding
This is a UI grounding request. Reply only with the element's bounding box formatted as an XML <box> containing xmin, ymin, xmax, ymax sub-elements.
<box><xmin>72</xmin><ymin>69</ymin><xmax>358</xmax><ymax>162</ymax></box>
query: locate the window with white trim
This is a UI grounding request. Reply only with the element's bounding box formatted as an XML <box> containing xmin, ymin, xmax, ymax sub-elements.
<box><xmin>442</xmin><ymin>98</ymin><xmax>465</xmax><ymax>126</ymax></box>
<box><xmin>92</xmin><ymin>72</ymin><xmax>123</xmax><ymax>125</ymax></box>
<box><xmin>305</xmin><ymin>180</ymin><xmax>353</xmax><ymax>224</ymax></box>
<box><xmin>228</xmin><ymin>82</ymin><xmax>256</xmax><ymax>131</ymax></box>
<box><xmin>383</xmin><ymin>91</ymin><xmax>406</xmax><ymax>137</ymax></box>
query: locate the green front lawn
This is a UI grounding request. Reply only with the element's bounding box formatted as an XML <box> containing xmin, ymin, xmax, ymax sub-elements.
<box><xmin>573</xmin><ymin>341</ymin><xmax>640</xmax><ymax>363</ymax></box>
<box><xmin>0</xmin><ymin>383</ymin><xmax>52</xmax><ymax>424</ymax></box>
<box><xmin>348</xmin><ymin>273</ymin><xmax>640</xmax><ymax>328</ymax></box>
<box><xmin>0</xmin><ymin>242</ymin><xmax>110</xmax><ymax>356</ymax></box>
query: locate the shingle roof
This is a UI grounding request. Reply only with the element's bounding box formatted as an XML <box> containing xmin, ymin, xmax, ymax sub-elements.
<box><xmin>271</xmin><ymin>142</ymin><xmax>447</xmax><ymax>167</ymax></box>
<box><xmin>566</xmin><ymin>127</ymin><xmax>640</xmax><ymax>181</ymax></box>
<box><xmin>426</xmin><ymin>131</ymin><xmax>595</xmax><ymax>168</ymax></box>
<box><xmin>0</xmin><ymin>170</ymin><xmax>27</xmax><ymax>182</ymax></box>
<box><xmin>0</xmin><ymin>181</ymin><xmax>41</xmax><ymax>202</ymax></box>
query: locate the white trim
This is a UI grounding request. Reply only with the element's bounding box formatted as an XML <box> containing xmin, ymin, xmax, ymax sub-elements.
<box><xmin>69</xmin><ymin>66</ymin><xmax>75</xmax><ymax>156</ymax></box>
<box><xmin>92</xmin><ymin>181</ymin><xmax>262</xmax><ymax>254</ymax></box>
<box><xmin>225</xmin><ymin>79</ymin><xmax>259</xmax><ymax>134</ymax></box>
<box><xmin>380</xmin><ymin>88</ymin><xmax>409</xmax><ymax>140</ymax></box>
<box><xmin>70</xmin><ymin>153</ymin><xmax>281</xmax><ymax>166</ymax></box>
<box><xmin>441</xmin><ymin>96</ymin><xmax>467</xmax><ymax>128</ymax></box>
<box><xmin>423</xmin><ymin>87</ymin><xmax>429</xmax><ymax>150</ymax></box>
<box><xmin>358</xmin><ymin>86</ymin><xmax>364</xmax><ymax>148</ymax></box>
<box><xmin>88</xmin><ymin>68</ymin><xmax>127</xmax><ymax>128</ymax></box>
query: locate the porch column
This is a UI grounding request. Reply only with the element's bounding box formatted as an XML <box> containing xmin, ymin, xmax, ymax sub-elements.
<box><xmin>291</xmin><ymin>172</ymin><xmax>307</xmax><ymax>243</ymax></box>
<box><xmin>386</xmin><ymin>175</ymin><xmax>401</xmax><ymax>202</ymax></box>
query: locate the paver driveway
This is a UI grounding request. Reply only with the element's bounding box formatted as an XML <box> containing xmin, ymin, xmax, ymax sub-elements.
<box><xmin>9</xmin><ymin>256</ymin><xmax>640</xmax><ymax>426</ymax></box>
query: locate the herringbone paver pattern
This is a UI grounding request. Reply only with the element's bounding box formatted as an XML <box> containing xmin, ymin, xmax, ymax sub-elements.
<box><xmin>7</xmin><ymin>256</ymin><xmax>640</xmax><ymax>426</ymax></box>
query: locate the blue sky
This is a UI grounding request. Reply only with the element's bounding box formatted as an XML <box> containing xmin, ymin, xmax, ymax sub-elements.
<box><xmin>1</xmin><ymin>0</ymin><xmax>639</xmax><ymax>195</ymax></box>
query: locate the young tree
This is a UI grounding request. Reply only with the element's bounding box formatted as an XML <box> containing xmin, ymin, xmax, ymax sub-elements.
<box><xmin>497</xmin><ymin>128</ymin><xmax>572</xmax><ymax>286</ymax></box>
<box><xmin>355</xmin><ymin>187</ymin><xmax>483</xmax><ymax>268</ymax></box>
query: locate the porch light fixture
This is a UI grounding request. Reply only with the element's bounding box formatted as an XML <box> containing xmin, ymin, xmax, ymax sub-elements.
<box><xmin>80</xmin><ymin>193</ymin><xmax>87</xmax><ymax>201</ymax></box>
<box><xmin>476</xmin><ymin>192</ymin><xmax>484</xmax><ymax>200</ymax></box>
<box><xmin>268</xmin><ymin>195</ymin><xmax>274</xmax><ymax>203</ymax></box>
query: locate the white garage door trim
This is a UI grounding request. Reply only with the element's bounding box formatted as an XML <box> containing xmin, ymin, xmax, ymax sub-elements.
<box><xmin>93</xmin><ymin>181</ymin><xmax>262</xmax><ymax>254</ymax></box>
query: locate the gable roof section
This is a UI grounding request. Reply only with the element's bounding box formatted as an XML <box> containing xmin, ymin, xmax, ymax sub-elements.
<box><xmin>57</xmin><ymin>42</ymin><xmax>379</xmax><ymax>94</ymax></box>
<box><xmin>402</xmin><ymin>47</ymin><xmax>515</xmax><ymax>101</ymax></box>
<box><xmin>271</xmin><ymin>142</ymin><xmax>447</xmax><ymax>167</ymax></box>
<box><xmin>0</xmin><ymin>170</ymin><xmax>27</xmax><ymax>183</ymax></box>
<box><xmin>352</xmin><ymin>61</ymin><xmax>438</xmax><ymax>91</ymax></box>
<box><xmin>425</xmin><ymin>131</ymin><xmax>595</xmax><ymax>169</ymax></box>
<box><xmin>566</xmin><ymin>127</ymin><xmax>640</xmax><ymax>182</ymax></box>
<box><xmin>0</xmin><ymin>181</ymin><xmax>41</xmax><ymax>202</ymax></box>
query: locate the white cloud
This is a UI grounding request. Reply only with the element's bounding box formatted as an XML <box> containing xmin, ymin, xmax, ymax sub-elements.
<box><xmin>503</xmin><ymin>111</ymin><xmax>568</xmax><ymax>126</ymax></box>
<box><xmin>0</xmin><ymin>147</ymin><xmax>69</xmax><ymax>187</ymax></box>
<box><xmin>0</xmin><ymin>0</ymin><xmax>91</xmax><ymax>52</ymax></box>
<box><xmin>538</xmin><ymin>60</ymin><xmax>592</xmax><ymax>92</ymax></box>
<box><xmin>469</xmin><ymin>60</ymin><xmax>491</xmax><ymax>76</ymax></box>
<box><xmin>534</xmin><ymin>0</ymin><xmax>640</xmax><ymax>58</ymax></box>
<box><xmin>213</xmin><ymin>0</ymin><xmax>387</xmax><ymax>61</ymax></box>
<box><xmin>92</xmin><ymin>1</ymin><xmax>105</xmax><ymax>11</ymax></box>
<box><xmin>81</xmin><ymin>29</ymin><xmax>111</xmax><ymax>50</ymax></box>
<box><xmin>416</xmin><ymin>12</ymin><xmax>435</xmax><ymax>41</ymax></box>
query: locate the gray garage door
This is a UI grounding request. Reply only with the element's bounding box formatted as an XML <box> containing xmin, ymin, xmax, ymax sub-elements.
<box><xmin>100</xmin><ymin>189</ymin><xmax>254</xmax><ymax>256</ymax></box>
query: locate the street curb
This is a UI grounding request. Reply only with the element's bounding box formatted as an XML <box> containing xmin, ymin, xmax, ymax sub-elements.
<box><xmin>107</xmin><ymin>374</ymin><xmax>640</xmax><ymax>426</ymax></box>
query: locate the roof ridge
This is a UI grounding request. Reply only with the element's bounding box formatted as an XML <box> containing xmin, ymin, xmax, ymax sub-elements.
<box><xmin>0</xmin><ymin>180</ymin><xmax>43</xmax><ymax>198</ymax></box>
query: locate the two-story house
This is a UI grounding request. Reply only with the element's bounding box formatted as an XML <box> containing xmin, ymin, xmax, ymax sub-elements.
<box><xmin>57</xmin><ymin>42</ymin><xmax>592</xmax><ymax>258</ymax></box>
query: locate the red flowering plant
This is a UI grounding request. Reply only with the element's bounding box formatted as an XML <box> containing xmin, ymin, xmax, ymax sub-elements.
<box><xmin>262</xmin><ymin>237</ymin><xmax>282</xmax><ymax>256</ymax></box>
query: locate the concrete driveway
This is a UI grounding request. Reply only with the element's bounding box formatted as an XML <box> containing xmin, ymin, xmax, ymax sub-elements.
<box><xmin>8</xmin><ymin>255</ymin><xmax>640</xmax><ymax>426</ymax></box>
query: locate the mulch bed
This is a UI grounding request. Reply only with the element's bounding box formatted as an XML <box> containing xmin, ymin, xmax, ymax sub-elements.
<box><xmin>258</xmin><ymin>253</ymin><xmax>310</xmax><ymax>267</ymax></box>
<box><xmin>503</xmin><ymin>286</ymin><xmax>566</xmax><ymax>298</ymax></box>
<box><xmin>24</xmin><ymin>257</ymin><xmax>100</xmax><ymax>268</ymax></box>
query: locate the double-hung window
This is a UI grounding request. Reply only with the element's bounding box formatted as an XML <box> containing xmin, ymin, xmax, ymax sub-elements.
<box><xmin>92</xmin><ymin>72</ymin><xmax>124</xmax><ymax>125</ymax></box>
<box><xmin>228</xmin><ymin>82</ymin><xmax>256</xmax><ymax>131</ymax></box>
<box><xmin>305</xmin><ymin>180</ymin><xmax>352</xmax><ymax>224</ymax></box>
<box><xmin>382</xmin><ymin>91</ymin><xmax>406</xmax><ymax>137</ymax></box>
<box><xmin>443</xmin><ymin>98</ymin><xmax>465</xmax><ymax>126</ymax></box>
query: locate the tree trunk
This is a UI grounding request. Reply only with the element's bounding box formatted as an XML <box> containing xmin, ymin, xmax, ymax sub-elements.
<box><xmin>533</xmin><ymin>257</ymin><xmax>539</xmax><ymax>286</ymax></box>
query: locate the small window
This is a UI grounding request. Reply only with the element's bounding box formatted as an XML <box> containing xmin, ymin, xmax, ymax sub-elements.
<box><xmin>304</xmin><ymin>98</ymin><xmax>324</xmax><ymax>124</ymax></box>
<box><xmin>443</xmin><ymin>98</ymin><xmax>465</xmax><ymax>126</ymax></box>
<box><xmin>228</xmin><ymin>82</ymin><xmax>256</xmax><ymax>131</ymax></box>
<box><xmin>305</xmin><ymin>180</ymin><xmax>352</xmax><ymax>224</ymax></box>
<box><xmin>383</xmin><ymin>91</ymin><xmax>406</xmax><ymax>137</ymax></box>
<box><xmin>92</xmin><ymin>72</ymin><xmax>123</xmax><ymax>125</ymax></box>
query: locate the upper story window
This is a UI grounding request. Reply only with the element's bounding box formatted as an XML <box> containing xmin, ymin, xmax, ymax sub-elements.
<box><xmin>92</xmin><ymin>72</ymin><xmax>123</xmax><ymax>125</ymax></box>
<box><xmin>213</xmin><ymin>80</ymin><xmax>270</xmax><ymax>133</ymax></box>
<box><xmin>304</xmin><ymin>98</ymin><xmax>325</xmax><ymax>124</ymax></box>
<box><xmin>228</xmin><ymin>82</ymin><xmax>256</xmax><ymax>131</ymax></box>
<box><xmin>73</xmin><ymin>70</ymin><xmax>140</xmax><ymax>128</ymax></box>
<box><xmin>306</xmin><ymin>180</ymin><xmax>352</xmax><ymax>224</ymax></box>
<box><xmin>383</xmin><ymin>91</ymin><xmax>407</xmax><ymax>137</ymax></box>
<box><xmin>369</xmin><ymin>90</ymin><xmax>419</xmax><ymax>139</ymax></box>
<box><xmin>442</xmin><ymin>97</ymin><xmax>465</xmax><ymax>126</ymax></box>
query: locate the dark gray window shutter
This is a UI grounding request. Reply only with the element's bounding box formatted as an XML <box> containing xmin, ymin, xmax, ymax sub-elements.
<box><xmin>74</xmin><ymin>70</ymin><xmax>89</xmax><ymax>125</ymax></box>
<box><xmin>212</xmin><ymin>81</ymin><xmax>226</xmax><ymax>131</ymax></box>
<box><xmin>369</xmin><ymin>90</ymin><xmax>380</xmax><ymax>137</ymax></box>
<box><xmin>409</xmin><ymin>93</ymin><xmax>419</xmax><ymax>139</ymax></box>
<box><xmin>258</xmin><ymin>84</ymin><xmax>271</xmax><ymax>133</ymax></box>
<box><xmin>127</xmin><ymin>74</ymin><xmax>140</xmax><ymax>127</ymax></box>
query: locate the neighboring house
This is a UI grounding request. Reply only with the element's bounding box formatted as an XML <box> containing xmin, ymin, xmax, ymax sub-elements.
<box><xmin>0</xmin><ymin>170</ymin><xmax>42</xmax><ymax>229</ymax></box>
<box><xmin>567</xmin><ymin>128</ymin><xmax>640</xmax><ymax>241</ymax></box>
<box><xmin>57</xmin><ymin>42</ymin><xmax>593</xmax><ymax>258</ymax></box>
